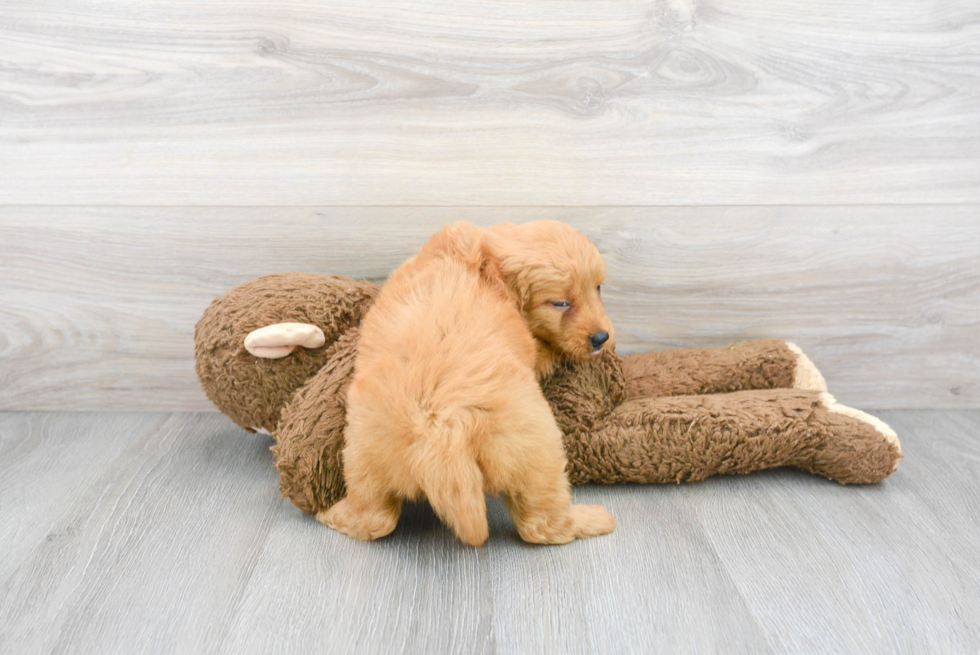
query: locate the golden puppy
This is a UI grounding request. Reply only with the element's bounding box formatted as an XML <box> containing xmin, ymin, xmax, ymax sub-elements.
<box><xmin>319</xmin><ymin>220</ymin><xmax>616</xmax><ymax>546</ymax></box>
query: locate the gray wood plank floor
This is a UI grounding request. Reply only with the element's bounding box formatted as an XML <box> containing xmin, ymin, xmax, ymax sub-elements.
<box><xmin>1</xmin><ymin>410</ymin><xmax>977</xmax><ymax>654</ymax></box>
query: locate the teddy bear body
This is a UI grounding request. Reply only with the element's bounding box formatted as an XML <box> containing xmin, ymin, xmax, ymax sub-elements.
<box><xmin>195</xmin><ymin>273</ymin><xmax>902</xmax><ymax>516</ymax></box>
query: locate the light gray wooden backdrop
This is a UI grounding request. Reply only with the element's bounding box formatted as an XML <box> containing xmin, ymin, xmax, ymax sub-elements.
<box><xmin>1</xmin><ymin>0</ymin><xmax>978</xmax><ymax>410</ymax></box>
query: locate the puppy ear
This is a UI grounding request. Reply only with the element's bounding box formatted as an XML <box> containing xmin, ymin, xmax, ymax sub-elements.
<box><xmin>477</xmin><ymin>253</ymin><xmax>524</xmax><ymax>311</ymax></box>
<box><xmin>419</xmin><ymin>222</ymin><xmax>526</xmax><ymax>311</ymax></box>
<box><xmin>416</xmin><ymin>221</ymin><xmax>484</xmax><ymax>267</ymax></box>
<box><xmin>479</xmin><ymin>227</ymin><xmax>530</xmax><ymax>312</ymax></box>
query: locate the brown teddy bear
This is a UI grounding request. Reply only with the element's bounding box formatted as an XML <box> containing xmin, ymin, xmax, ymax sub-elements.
<box><xmin>195</xmin><ymin>272</ymin><xmax>902</xmax><ymax>518</ymax></box>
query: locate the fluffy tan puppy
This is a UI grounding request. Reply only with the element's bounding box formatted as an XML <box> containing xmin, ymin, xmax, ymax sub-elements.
<box><xmin>320</xmin><ymin>220</ymin><xmax>616</xmax><ymax>546</ymax></box>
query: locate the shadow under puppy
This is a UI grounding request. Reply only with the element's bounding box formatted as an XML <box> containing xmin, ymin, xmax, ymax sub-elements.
<box><xmin>320</xmin><ymin>220</ymin><xmax>617</xmax><ymax>545</ymax></box>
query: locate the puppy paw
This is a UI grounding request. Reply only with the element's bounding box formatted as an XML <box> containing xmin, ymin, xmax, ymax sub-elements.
<box><xmin>570</xmin><ymin>504</ymin><xmax>616</xmax><ymax>539</ymax></box>
<box><xmin>316</xmin><ymin>498</ymin><xmax>399</xmax><ymax>541</ymax></box>
<box><xmin>516</xmin><ymin>504</ymin><xmax>615</xmax><ymax>544</ymax></box>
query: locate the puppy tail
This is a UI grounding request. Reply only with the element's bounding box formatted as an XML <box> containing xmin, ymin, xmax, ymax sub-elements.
<box><xmin>413</xmin><ymin>418</ymin><xmax>490</xmax><ymax>547</ymax></box>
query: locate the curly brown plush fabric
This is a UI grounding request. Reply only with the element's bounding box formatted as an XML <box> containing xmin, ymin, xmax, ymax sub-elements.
<box><xmin>195</xmin><ymin>273</ymin><xmax>378</xmax><ymax>433</ymax></box>
<box><xmin>195</xmin><ymin>273</ymin><xmax>902</xmax><ymax>516</ymax></box>
<box><xmin>543</xmin><ymin>355</ymin><xmax>899</xmax><ymax>486</ymax></box>
<box><xmin>621</xmin><ymin>341</ymin><xmax>798</xmax><ymax>398</ymax></box>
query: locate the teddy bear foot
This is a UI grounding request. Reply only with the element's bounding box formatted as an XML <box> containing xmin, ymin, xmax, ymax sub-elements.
<box><xmin>786</xmin><ymin>342</ymin><xmax>828</xmax><ymax>392</ymax></box>
<box><xmin>819</xmin><ymin>392</ymin><xmax>901</xmax><ymax>457</ymax></box>
<box><xmin>805</xmin><ymin>392</ymin><xmax>902</xmax><ymax>483</ymax></box>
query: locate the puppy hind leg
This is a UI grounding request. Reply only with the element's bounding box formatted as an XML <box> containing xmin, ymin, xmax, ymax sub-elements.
<box><xmin>317</xmin><ymin>489</ymin><xmax>402</xmax><ymax>541</ymax></box>
<box><xmin>567</xmin><ymin>504</ymin><xmax>618</xmax><ymax>539</ymax></box>
<box><xmin>414</xmin><ymin>436</ymin><xmax>490</xmax><ymax>547</ymax></box>
<box><xmin>503</xmin><ymin>473</ymin><xmax>614</xmax><ymax>545</ymax></box>
<box><xmin>496</xmin><ymin>414</ymin><xmax>615</xmax><ymax>544</ymax></box>
<box><xmin>317</xmin><ymin>441</ymin><xmax>402</xmax><ymax>541</ymax></box>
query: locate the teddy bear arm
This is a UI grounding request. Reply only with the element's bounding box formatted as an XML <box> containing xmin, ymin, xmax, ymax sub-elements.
<box><xmin>620</xmin><ymin>339</ymin><xmax>827</xmax><ymax>400</ymax></box>
<box><xmin>271</xmin><ymin>329</ymin><xmax>363</xmax><ymax>515</ymax></box>
<box><xmin>562</xmin><ymin>388</ymin><xmax>900</xmax><ymax>486</ymax></box>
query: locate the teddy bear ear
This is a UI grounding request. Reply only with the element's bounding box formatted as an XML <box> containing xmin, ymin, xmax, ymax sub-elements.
<box><xmin>244</xmin><ymin>322</ymin><xmax>325</xmax><ymax>358</ymax></box>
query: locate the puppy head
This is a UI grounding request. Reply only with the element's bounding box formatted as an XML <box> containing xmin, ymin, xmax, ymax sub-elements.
<box><xmin>485</xmin><ymin>221</ymin><xmax>614</xmax><ymax>367</ymax></box>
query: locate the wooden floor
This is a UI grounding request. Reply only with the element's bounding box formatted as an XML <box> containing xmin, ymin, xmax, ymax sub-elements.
<box><xmin>2</xmin><ymin>410</ymin><xmax>977</xmax><ymax>654</ymax></box>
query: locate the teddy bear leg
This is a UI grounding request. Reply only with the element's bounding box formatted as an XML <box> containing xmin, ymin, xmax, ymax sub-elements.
<box><xmin>271</xmin><ymin>331</ymin><xmax>362</xmax><ymax>516</ymax></box>
<box><xmin>805</xmin><ymin>392</ymin><xmax>901</xmax><ymax>483</ymax></box>
<box><xmin>563</xmin><ymin>388</ymin><xmax>900</xmax><ymax>486</ymax></box>
<box><xmin>786</xmin><ymin>343</ymin><xmax>827</xmax><ymax>392</ymax></box>
<box><xmin>620</xmin><ymin>339</ymin><xmax>827</xmax><ymax>399</ymax></box>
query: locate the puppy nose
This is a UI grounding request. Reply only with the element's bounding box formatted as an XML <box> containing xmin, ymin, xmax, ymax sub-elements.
<box><xmin>589</xmin><ymin>331</ymin><xmax>610</xmax><ymax>350</ymax></box>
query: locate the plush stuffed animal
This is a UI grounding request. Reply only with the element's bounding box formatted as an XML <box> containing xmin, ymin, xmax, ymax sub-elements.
<box><xmin>195</xmin><ymin>272</ymin><xmax>902</xmax><ymax>519</ymax></box>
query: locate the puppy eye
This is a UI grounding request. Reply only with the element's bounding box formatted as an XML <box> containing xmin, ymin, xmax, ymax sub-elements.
<box><xmin>597</xmin><ymin>285</ymin><xmax>601</xmax><ymax>294</ymax></box>
<box><xmin>549</xmin><ymin>300</ymin><xmax>571</xmax><ymax>309</ymax></box>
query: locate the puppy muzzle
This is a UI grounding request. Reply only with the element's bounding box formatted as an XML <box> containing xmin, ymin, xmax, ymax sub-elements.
<box><xmin>589</xmin><ymin>331</ymin><xmax>610</xmax><ymax>354</ymax></box>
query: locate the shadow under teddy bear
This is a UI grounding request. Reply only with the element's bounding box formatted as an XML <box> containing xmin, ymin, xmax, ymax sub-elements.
<box><xmin>195</xmin><ymin>273</ymin><xmax>902</xmax><ymax>517</ymax></box>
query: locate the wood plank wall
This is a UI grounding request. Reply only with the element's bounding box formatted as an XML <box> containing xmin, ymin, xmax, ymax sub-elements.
<box><xmin>1</xmin><ymin>1</ymin><xmax>978</xmax><ymax>410</ymax></box>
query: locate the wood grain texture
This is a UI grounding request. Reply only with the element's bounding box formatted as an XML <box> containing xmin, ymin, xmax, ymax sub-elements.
<box><xmin>684</xmin><ymin>409</ymin><xmax>980</xmax><ymax>653</ymax></box>
<box><xmin>0</xmin><ymin>413</ymin><xmax>283</xmax><ymax>654</ymax></box>
<box><xmin>219</xmin><ymin>490</ymin><xmax>772</xmax><ymax>655</ymax></box>
<box><xmin>2</xmin><ymin>206</ymin><xmax>977</xmax><ymax>411</ymax></box>
<box><xmin>0</xmin><ymin>0</ymin><xmax>978</xmax><ymax>205</ymax></box>
<box><xmin>0</xmin><ymin>413</ymin><xmax>146</xmax><ymax>581</ymax></box>
<box><xmin>1</xmin><ymin>410</ymin><xmax>978</xmax><ymax>654</ymax></box>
